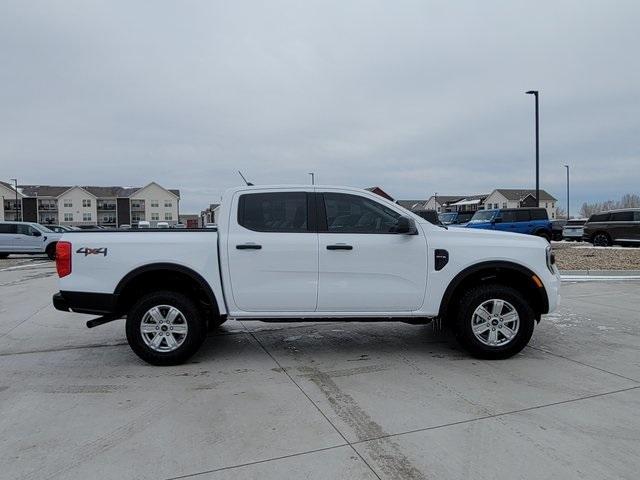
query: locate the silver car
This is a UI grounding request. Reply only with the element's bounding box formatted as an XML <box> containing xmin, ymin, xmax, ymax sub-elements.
<box><xmin>0</xmin><ymin>221</ymin><xmax>62</xmax><ymax>259</ymax></box>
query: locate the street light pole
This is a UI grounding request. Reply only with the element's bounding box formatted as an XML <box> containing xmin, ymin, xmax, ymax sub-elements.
<box><xmin>10</xmin><ymin>178</ymin><xmax>19</xmax><ymax>221</ymax></box>
<box><xmin>564</xmin><ymin>165</ymin><xmax>570</xmax><ymax>220</ymax></box>
<box><xmin>308</xmin><ymin>172</ymin><xmax>315</xmax><ymax>185</ymax></box>
<box><xmin>526</xmin><ymin>90</ymin><xmax>540</xmax><ymax>207</ymax></box>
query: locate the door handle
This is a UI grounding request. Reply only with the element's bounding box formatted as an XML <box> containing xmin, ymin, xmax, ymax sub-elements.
<box><xmin>236</xmin><ymin>244</ymin><xmax>262</xmax><ymax>250</ymax></box>
<box><xmin>327</xmin><ymin>244</ymin><xmax>353</xmax><ymax>250</ymax></box>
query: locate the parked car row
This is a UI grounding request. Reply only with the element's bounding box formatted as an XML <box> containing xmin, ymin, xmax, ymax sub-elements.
<box><xmin>0</xmin><ymin>222</ymin><xmax>62</xmax><ymax>259</ymax></box>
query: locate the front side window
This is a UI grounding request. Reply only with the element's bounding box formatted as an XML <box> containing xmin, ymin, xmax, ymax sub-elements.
<box><xmin>500</xmin><ymin>210</ymin><xmax>517</xmax><ymax>222</ymax></box>
<box><xmin>515</xmin><ymin>210</ymin><xmax>530</xmax><ymax>222</ymax></box>
<box><xmin>238</xmin><ymin>192</ymin><xmax>308</xmax><ymax>232</ymax></box>
<box><xmin>323</xmin><ymin>193</ymin><xmax>401</xmax><ymax>234</ymax></box>
<box><xmin>589</xmin><ymin>213</ymin><xmax>610</xmax><ymax>222</ymax></box>
<box><xmin>17</xmin><ymin>224</ymin><xmax>36</xmax><ymax>236</ymax></box>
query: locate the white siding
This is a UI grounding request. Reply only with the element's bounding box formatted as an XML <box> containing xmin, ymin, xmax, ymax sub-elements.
<box><xmin>131</xmin><ymin>183</ymin><xmax>179</xmax><ymax>226</ymax></box>
<box><xmin>58</xmin><ymin>187</ymin><xmax>97</xmax><ymax>225</ymax></box>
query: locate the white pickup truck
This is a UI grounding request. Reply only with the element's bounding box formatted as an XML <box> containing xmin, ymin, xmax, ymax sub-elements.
<box><xmin>53</xmin><ymin>185</ymin><xmax>560</xmax><ymax>365</ymax></box>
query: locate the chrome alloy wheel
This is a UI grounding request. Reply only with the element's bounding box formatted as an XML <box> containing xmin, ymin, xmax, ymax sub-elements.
<box><xmin>140</xmin><ymin>305</ymin><xmax>188</xmax><ymax>353</ymax></box>
<box><xmin>471</xmin><ymin>299</ymin><xmax>520</xmax><ymax>347</ymax></box>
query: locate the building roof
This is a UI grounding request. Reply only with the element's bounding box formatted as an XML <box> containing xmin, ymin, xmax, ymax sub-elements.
<box><xmin>493</xmin><ymin>189</ymin><xmax>557</xmax><ymax>201</ymax></box>
<box><xmin>365</xmin><ymin>186</ymin><xmax>394</xmax><ymax>201</ymax></box>
<box><xmin>430</xmin><ymin>195</ymin><xmax>465</xmax><ymax>204</ymax></box>
<box><xmin>13</xmin><ymin>183</ymin><xmax>180</xmax><ymax>199</ymax></box>
<box><xmin>396</xmin><ymin>200</ymin><xmax>428</xmax><ymax>210</ymax></box>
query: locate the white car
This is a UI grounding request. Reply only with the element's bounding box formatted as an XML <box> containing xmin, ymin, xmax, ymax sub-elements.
<box><xmin>0</xmin><ymin>221</ymin><xmax>62</xmax><ymax>259</ymax></box>
<box><xmin>52</xmin><ymin>185</ymin><xmax>560</xmax><ymax>365</ymax></box>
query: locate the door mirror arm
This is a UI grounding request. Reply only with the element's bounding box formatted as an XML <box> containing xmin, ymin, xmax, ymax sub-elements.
<box><xmin>395</xmin><ymin>216</ymin><xmax>418</xmax><ymax>235</ymax></box>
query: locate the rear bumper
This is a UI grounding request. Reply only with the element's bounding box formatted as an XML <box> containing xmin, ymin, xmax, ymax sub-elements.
<box><xmin>53</xmin><ymin>291</ymin><xmax>119</xmax><ymax>315</ymax></box>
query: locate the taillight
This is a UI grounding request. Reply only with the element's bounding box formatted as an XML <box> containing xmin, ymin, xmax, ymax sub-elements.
<box><xmin>56</xmin><ymin>241</ymin><xmax>72</xmax><ymax>277</ymax></box>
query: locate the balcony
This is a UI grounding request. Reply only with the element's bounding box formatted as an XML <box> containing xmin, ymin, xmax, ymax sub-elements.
<box><xmin>97</xmin><ymin>203</ymin><xmax>117</xmax><ymax>211</ymax></box>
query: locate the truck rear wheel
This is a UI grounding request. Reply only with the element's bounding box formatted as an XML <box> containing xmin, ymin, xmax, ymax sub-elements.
<box><xmin>126</xmin><ymin>291</ymin><xmax>206</xmax><ymax>366</ymax></box>
<box><xmin>453</xmin><ymin>283</ymin><xmax>535</xmax><ymax>359</ymax></box>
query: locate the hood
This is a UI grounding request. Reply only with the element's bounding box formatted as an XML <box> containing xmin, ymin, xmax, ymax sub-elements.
<box><xmin>442</xmin><ymin>224</ymin><xmax>548</xmax><ymax>247</ymax></box>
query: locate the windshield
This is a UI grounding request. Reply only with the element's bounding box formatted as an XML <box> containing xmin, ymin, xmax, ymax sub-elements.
<box><xmin>468</xmin><ymin>210</ymin><xmax>496</xmax><ymax>223</ymax></box>
<box><xmin>438</xmin><ymin>213</ymin><xmax>457</xmax><ymax>224</ymax></box>
<box><xmin>36</xmin><ymin>224</ymin><xmax>53</xmax><ymax>233</ymax></box>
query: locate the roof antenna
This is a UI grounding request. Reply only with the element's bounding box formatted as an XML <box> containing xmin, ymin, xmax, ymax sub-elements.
<box><xmin>238</xmin><ymin>171</ymin><xmax>254</xmax><ymax>186</ymax></box>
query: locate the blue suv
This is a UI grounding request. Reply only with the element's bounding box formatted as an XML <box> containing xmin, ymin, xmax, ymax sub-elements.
<box><xmin>466</xmin><ymin>208</ymin><xmax>552</xmax><ymax>241</ymax></box>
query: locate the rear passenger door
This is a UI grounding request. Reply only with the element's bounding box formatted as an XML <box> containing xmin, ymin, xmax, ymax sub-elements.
<box><xmin>0</xmin><ymin>223</ymin><xmax>18</xmax><ymax>252</ymax></box>
<box><xmin>494</xmin><ymin>210</ymin><xmax>517</xmax><ymax>232</ymax></box>
<box><xmin>513</xmin><ymin>209</ymin><xmax>531</xmax><ymax>234</ymax></box>
<box><xmin>316</xmin><ymin>191</ymin><xmax>428</xmax><ymax>312</ymax></box>
<box><xmin>609</xmin><ymin>211</ymin><xmax>635</xmax><ymax>242</ymax></box>
<box><xmin>226</xmin><ymin>190</ymin><xmax>319</xmax><ymax>312</ymax></box>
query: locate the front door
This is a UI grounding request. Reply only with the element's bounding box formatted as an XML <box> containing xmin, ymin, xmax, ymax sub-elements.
<box><xmin>226</xmin><ymin>190</ymin><xmax>318</xmax><ymax>312</ymax></box>
<box><xmin>16</xmin><ymin>224</ymin><xmax>43</xmax><ymax>252</ymax></box>
<box><xmin>317</xmin><ymin>192</ymin><xmax>428</xmax><ymax>312</ymax></box>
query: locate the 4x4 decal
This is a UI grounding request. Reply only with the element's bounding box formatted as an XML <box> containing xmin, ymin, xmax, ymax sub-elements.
<box><xmin>76</xmin><ymin>247</ymin><xmax>108</xmax><ymax>257</ymax></box>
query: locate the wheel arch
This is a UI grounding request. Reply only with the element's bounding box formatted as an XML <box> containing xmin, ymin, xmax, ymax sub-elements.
<box><xmin>114</xmin><ymin>263</ymin><xmax>221</xmax><ymax>318</ymax></box>
<box><xmin>438</xmin><ymin>261</ymin><xmax>549</xmax><ymax>321</ymax></box>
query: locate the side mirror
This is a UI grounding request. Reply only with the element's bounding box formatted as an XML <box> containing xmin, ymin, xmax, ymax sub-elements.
<box><xmin>32</xmin><ymin>230</ymin><xmax>42</xmax><ymax>237</ymax></box>
<box><xmin>395</xmin><ymin>216</ymin><xmax>418</xmax><ymax>235</ymax></box>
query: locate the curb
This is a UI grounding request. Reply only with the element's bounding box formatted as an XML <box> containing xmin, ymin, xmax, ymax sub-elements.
<box><xmin>560</xmin><ymin>270</ymin><xmax>640</xmax><ymax>276</ymax></box>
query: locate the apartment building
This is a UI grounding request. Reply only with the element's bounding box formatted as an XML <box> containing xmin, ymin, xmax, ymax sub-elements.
<box><xmin>1</xmin><ymin>181</ymin><xmax>180</xmax><ymax>227</ymax></box>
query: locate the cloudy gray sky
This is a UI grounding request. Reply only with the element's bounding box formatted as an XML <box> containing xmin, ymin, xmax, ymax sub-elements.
<box><xmin>1</xmin><ymin>0</ymin><xmax>639</xmax><ymax>214</ymax></box>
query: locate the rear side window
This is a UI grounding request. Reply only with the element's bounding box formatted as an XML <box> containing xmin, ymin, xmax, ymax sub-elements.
<box><xmin>589</xmin><ymin>213</ymin><xmax>610</xmax><ymax>222</ymax></box>
<box><xmin>0</xmin><ymin>224</ymin><xmax>17</xmax><ymax>234</ymax></box>
<box><xmin>238</xmin><ymin>192</ymin><xmax>308</xmax><ymax>232</ymax></box>
<box><xmin>515</xmin><ymin>210</ymin><xmax>530</xmax><ymax>222</ymax></box>
<box><xmin>530</xmin><ymin>209</ymin><xmax>548</xmax><ymax>220</ymax></box>
<box><xmin>500</xmin><ymin>210</ymin><xmax>517</xmax><ymax>222</ymax></box>
<box><xmin>323</xmin><ymin>193</ymin><xmax>402</xmax><ymax>233</ymax></box>
<box><xmin>610</xmin><ymin>211</ymin><xmax>634</xmax><ymax>222</ymax></box>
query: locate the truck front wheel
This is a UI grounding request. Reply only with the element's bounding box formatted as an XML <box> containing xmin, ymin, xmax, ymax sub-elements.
<box><xmin>453</xmin><ymin>284</ymin><xmax>535</xmax><ymax>359</ymax></box>
<box><xmin>126</xmin><ymin>291</ymin><xmax>207</xmax><ymax>366</ymax></box>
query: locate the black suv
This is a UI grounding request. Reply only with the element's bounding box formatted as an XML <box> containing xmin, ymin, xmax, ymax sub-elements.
<box><xmin>582</xmin><ymin>208</ymin><xmax>640</xmax><ymax>246</ymax></box>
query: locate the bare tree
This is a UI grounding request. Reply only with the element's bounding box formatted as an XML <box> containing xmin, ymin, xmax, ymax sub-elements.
<box><xmin>579</xmin><ymin>193</ymin><xmax>640</xmax><ymax>217</ymax></box>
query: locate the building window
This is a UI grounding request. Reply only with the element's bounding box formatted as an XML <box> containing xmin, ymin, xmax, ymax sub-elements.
<box><xmin>545</xmin><ymin>202</ymin><xmax>548</xmax><ymax>208</ymax></box>
<box><xmin>63</xmin><ymin>199</ymin><xmax>72</xmax><ymax>208</ymax></box>
<box><xmin>150</xmin><ymin>200</ymin><xmax>159</xmax><ymax>207</ymax></box>
<box><xmin>502</xmin><ymin>202</ymin><xmax>507</xmax><ymax>208</ymax></box>
<box><xmin>83</xmin><ymin>213</ymin><xmax>92</xmax><ymax>221</ymax></box>
<box><xmin>552</xmin><ymin>203</ymin><xmax>555</xmax><ymax>208</ymax></box>
<box><xmin>151</xmin><ymin>213</ymin><xmax>159</xmax><ymax>221</ymax></box>
<box><xmin>164</xmin><ymin>200</ymin><xmax>172</xmax><ymax>208</ymax></box>
<box><xmin>132</xmin><ymin>213</ymin><xmax>143</xmax><ymax>222</ymax></box>
<box><xmin>82</xmin><ymin>199</ymin><xmax>92</xmax><ymax>208</ymax></box>
<box><xmin>165</xmin><ymin>213</ymin><xmax>172</xmax><ymax>221</ymax></box>
<box><xmin>131</xmin><ymin>201</ymin><xmax>141</xmax><ymax>208</ymax></box>
<box><xmin>64</xmin><ymin>213</ymin><xmax>73</xmax><ymax>222</ymax></box>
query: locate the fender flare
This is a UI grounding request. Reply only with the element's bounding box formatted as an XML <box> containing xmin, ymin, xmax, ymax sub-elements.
<box><xmin>114</xmin><ymin>263</ymin><xmax>220</xmax><ymax>314</ymax></box>
<box><xmin>438</xmin><ymin>260</ymin><xmax>549</xmax><ymax>318</ymax></box>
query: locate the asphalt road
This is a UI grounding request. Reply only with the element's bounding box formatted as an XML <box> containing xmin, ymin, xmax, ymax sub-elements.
<box><xmin>1</xmin><ymin>259</ymin><xmax>639</xmax><ymax>480</ymax></box>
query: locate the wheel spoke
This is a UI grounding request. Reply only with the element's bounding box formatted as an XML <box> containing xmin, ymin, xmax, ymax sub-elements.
<box><xmin>502</xmin><ymin>311</ymin><xmax>518</xmax><ymax>324</ymax></box>
<box><xmin>140</xmin><ymin>324</ymin><xmax>158</xmax><ymax>334</ymax></box>
<box><xmin>170</xmin><ymin>324</ymin><xmax>188</xmax><ymax>334</ymax></box>
<box><xmin>166</xmin><ymin>307</ymin><xmax>180</xmax><ymax>324</ymax></box>
<box><xmin>165</xmin><ymin>333</ymin><xmax>178</xmax><ymax>349</ymax></box>
<box><xmin>473</xmin><ymin>321</ymin><xmax>490</xmax><ymax>335</ymax></box>
<box><xmin>150</xmin><ymin>333</ymin><xmax>163</xmax><ymax>348</ymax></box>
<box><xmin>491</xmin><ymin>300</ymin><xmax>504</xmax><ymax>316</ymax></box>
<box><xmin>487</xmin><ymin>328</ymin><xmax>498</xmax><ymax>345</ymax></box>
<box><xmin>475</xmin><ymin>306</ymin><xmax>492</xmax><ymax>322</ymax></box>
<box><xmin>500</xmin><ymin>325</ymin><xmax>516</xmax><ymax>340</ymax></box>
<box><xmin>148</xmin><ymin>307</ymin><xmax>164</xmax><ymax>323</ymax></box>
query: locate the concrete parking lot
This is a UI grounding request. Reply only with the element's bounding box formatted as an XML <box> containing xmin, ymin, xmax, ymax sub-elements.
<box><xmin>1</xmin><ymin>258</ymin><xmax>639</xmax><ymax>480</ymax></box>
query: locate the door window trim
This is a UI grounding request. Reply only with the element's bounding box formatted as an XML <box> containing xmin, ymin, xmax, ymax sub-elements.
<box><xmin>237</xmin><ymin>192</ymin><xmax>315</xmax><ymax>233</ymax></box>
<box><xmin>317</xmin><ymin>192</ymin><xmax>407</xmax><ymax>234</ymax></box>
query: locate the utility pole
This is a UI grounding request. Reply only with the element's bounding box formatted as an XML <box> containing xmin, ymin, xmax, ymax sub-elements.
<box><xmin>564</xmin><ymin>165</ymin><xmax>570</xmax><ymax>220</ymax></box>
<box><xmin>525</xmin><ymin>90</ymin><xmax>540</xmax><ymax>206</ymax></box>
<box><xmin>11</xmin><ymin>178</ymin><xmax>19</xmax><ymax>221</ymax></box>
<box><xmin>308</xmin><ymin>172</ymin><xmax>315</xmax><ymax>185</ymax></box>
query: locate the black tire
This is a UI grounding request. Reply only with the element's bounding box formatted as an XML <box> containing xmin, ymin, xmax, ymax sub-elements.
<box><xmin>126</xmin><ymin>290</ymin><xmax>207</xmax><ymax>366</ymax></box>
<box><xmin>0</xmin><ymin>253</ymin><xmax>9</xmax><ymax>259</ymax></box>
<box><xmin>452</xmin><ymin>283</ymin><xmax>535</xmax><ymax>359</ymax></box>
<box><xmin>46</xmin><ymin>243</ymin><xmax>57</xmax><ymax>260</ymax></box>
<box><xmin>592</xmin><ymin>232</ymin><xmax>611</xmax><ymax>247</ymax></box>
<box><xmin>207</xmin><ymin>316</ymin><xmax>227</xmax><ymax>331</ymax></box>
<box><xmin>535</xmin><ymin>231</ymin><xmax>550</xmax><ymax>242</ymax></box>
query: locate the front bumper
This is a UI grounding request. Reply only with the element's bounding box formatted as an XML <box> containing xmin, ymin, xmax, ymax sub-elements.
<box><xmin>53</xmin><ymin>291</ymin><xmax>119</xmax><ymax>315</ymax></box>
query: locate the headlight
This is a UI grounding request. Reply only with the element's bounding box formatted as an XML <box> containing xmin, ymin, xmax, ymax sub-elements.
<box><xmin>546</xmin><ymin>245</ymin><xmax>556</xmax><ymax>273</ymax></box>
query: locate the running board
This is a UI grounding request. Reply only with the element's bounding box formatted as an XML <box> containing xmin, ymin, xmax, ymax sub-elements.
<box><xmin>86</xmin><ymin>315</ymin><xmax>123</xmax><ymax>329</ymax></box>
